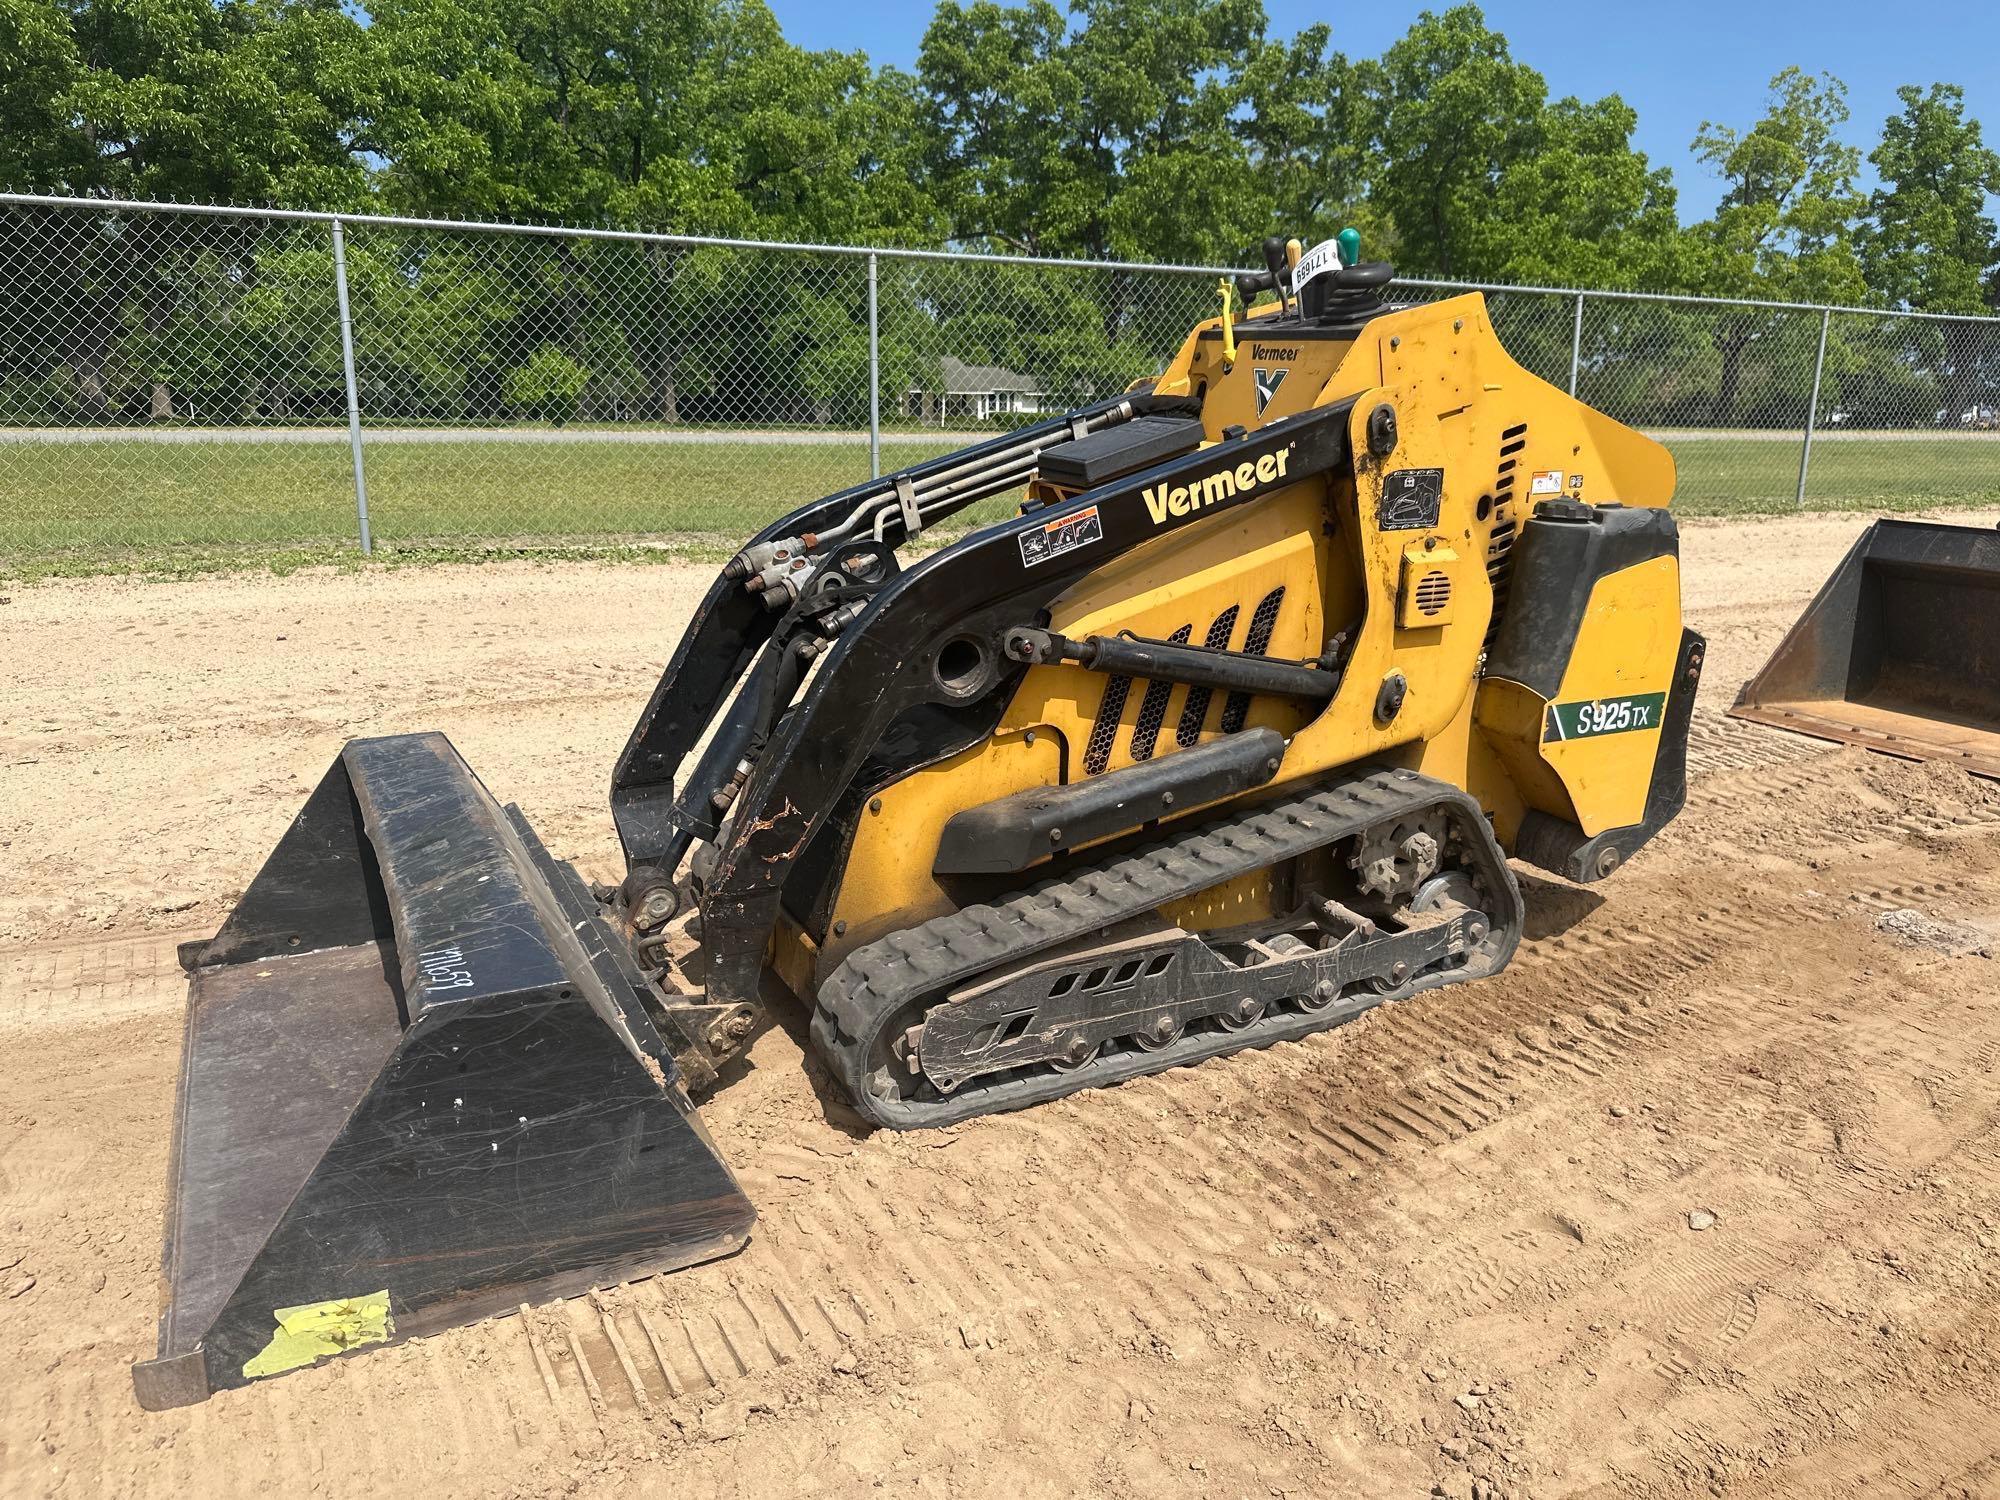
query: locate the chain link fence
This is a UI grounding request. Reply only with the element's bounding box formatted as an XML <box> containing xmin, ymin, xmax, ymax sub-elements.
<box><xmin>4</xmin><ymin>193</ymin><xmax>1998</xmax><ymax>570</ymax></box>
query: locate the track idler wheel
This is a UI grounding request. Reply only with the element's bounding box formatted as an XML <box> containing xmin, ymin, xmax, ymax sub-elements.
<box><xmin>1297</xmin><ymin>976</ymin><xmax>1343</xmax><ymax>1012</ymax></box>
<box><xmin>1216</xmin><ymin>995</ymin><xmax>1267</xmax><ymax>1031</ymax></box>
<box><xmin>1051</xmin><ymin>1037</ymin><xmax>1102</xmax><ymax>1072</ymax></box>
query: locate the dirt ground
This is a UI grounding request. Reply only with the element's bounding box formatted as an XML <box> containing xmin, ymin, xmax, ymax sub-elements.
<box><xmin>4</xmin><ymin>509</ymin><xmax>2000</xmax><ymax>1499</ymax></box>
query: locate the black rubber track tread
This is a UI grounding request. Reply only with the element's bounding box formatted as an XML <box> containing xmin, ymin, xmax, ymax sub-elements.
<box><xmin>811</xmin><ymin>766</ymin><xmax>1521</xmax><ymax>1130</ymax></box>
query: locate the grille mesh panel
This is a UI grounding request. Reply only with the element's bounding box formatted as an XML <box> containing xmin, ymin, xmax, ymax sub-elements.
<box><xmin>1221</xmin><ymin>587</ymin><xmax>1286</xmax><ymax>734</ymax></box>
<box><xmin>1129</xmin><ymin>623</ymin><xmax>1192</xmax><ymax>761</ymax></box>
<box><xmin>1084</xmin><ymin>674</ymin><xmax>1134</xmax><ymax>775</ymax></box>
<box><xmin>1175</xmin><ymin>605</ymin><xmax>1242</xmax><ymax>747</ymax></box>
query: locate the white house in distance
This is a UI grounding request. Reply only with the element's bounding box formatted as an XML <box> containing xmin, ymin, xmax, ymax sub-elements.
<box><xmin>907</xmin><ymin>356</ymin><xmax>1047</xmax><ymax>424</ymax></box>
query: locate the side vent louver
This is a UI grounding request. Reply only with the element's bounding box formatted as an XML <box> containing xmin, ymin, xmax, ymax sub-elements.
<box><xmin>1414</xmin><ymin>570</ymin><xmax>1452</xmax><ymax>616</ymax></box>
<box><xmin>1222</xmin><ymin>586</ymin><xmax>1286</xmax><ymax>734</ymax></box>
<box><xmin>1081</xmin><ymin>594</ymin><xmax>1279</xmax><ymax>775</ymax></box>
<box><xmin>1483</xmin><ymin>423</ymin><xmax>1526</xmax><ymax>651</ymax></box>
<box><xmin>1175</xmin><ymin>605</ymin><xmax>1242</xmax><ymax>747</ymax></box>
<box><xmin>1129</xmin><ymin>624</ymin><xmax>1192</xmax><ymax>761</ymax></box>
<box><xmin>1083</xmin><ymin>674</ymin><xmax>1133</xmax><ymax>776</ymax></box>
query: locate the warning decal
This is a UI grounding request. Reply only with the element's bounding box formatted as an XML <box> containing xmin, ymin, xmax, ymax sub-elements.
<box><xmin>1019</xmin><ymin>504</ymin><xmax>1103</xmax><ymax>568</ymax></box>
<box><xmin>1378</xmin><ymin>468</ymin><xmax>1444</xmax><ymax>530</ymax></box>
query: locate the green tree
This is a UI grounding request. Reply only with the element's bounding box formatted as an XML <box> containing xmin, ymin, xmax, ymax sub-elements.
<box><xmin>1362</xmin><ymin>6</ymin><xmax>1677</xmax><ymax>293</ymax></box>
<box><xmin>1</xmin><ymin>0</ymin><xmax>377</xmax><ymax>421</ymax></box>
<box><xmin>917</xmin><ymin>0</ymin><xmax>1268</xmax><ymax>264</ymax></box>
<box><xmin>369</xmin><ymin>0</ymin><xmax>935</xmax><ymax>241</ymax></box>
<box><xmin>1367</xmin><ymin>5</ymin><xmax>1542</xmax><ymax>279</ymax></box>
<box><xmin>503</xmin><ymin>343</ymin><xmax>591</xmax><ymax>422</ymax></box>
<box><xmin>0</xmin><ymin>0</ymin><xmax>89</xmax><ymax>190</ymax></box>
<box><xmin>1688</xmin><ymin>67</ymin><xmax>1866</xmax><ymax>303</ymax></box>
<box><xmin>1473</xmin><ymin>96</ymin><xmax>1682</xmax><ymax>289</ymax></box>
<box><xmin>1235</xmin><ymin>23</ymin><xmax>1386</xmax><ymax>253</ymax></box>
<box><xmin>1684</xmin><ymin>68</ymin><xmax>1867</xmax><ymax>425</ymax></box>
<box><xmin>1854</xmin><ymin>84</ymin><xmax>2000</xmax><ymax>429</ymax></box>
<box><xmin>365</xmin><ymin>0</ymin><xmax>942</xmax><ymax>426</ymax></box>
<box><xmin>1860</xmin><ymin>83</ymin><xmax>2000</xmax><ymax>314</ymax></box>
<box><xmin>56</xmin><ymin>0</ymin><xmax>375</xmax><ymax>206</ymax></box>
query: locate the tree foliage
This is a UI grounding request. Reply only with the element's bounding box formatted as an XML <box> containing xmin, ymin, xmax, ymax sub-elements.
<box><xmin>1686</xmin><ymin>67</ymin><xmax>1868</xmax><ymax>307</ymax></box>
<box><xmin>3</xmin><ymin>0</ymin><xmax>1997</xmax><ymax>434</ymax></box>
<box><xmin>8</xmin><ymin>0</ymin><xmax>1995</xmax><ymax>294</ymax></box>
<box><xmin>1860</xmin><ymin>83</ymin><xmax>2000</xmax><ymax>315</ymax></box>
<box><xmin>916</xmin><ymin>0</ymin><xmax>1268</xmax><ymax>263</ymax></box>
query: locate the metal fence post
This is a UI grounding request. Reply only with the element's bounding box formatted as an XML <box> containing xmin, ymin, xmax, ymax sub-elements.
<box><xmin>1568</xmin><ymin>291</ymin><xmax>1585</xmax><ymax>397</ymax></box>
<box><xmin>329</xmin><ymin>217</ymin><xmax>373</xmax><ymax>553</ymax></box>
<box><xmin>1796</xmin><ymin>307</ymin><xmax>1832</xmax><ymax>509</ymax></box>
<box><xmin>867</xmin><ymin>252</ymin><xmax>882</xmax><ymax>480</ymax></box>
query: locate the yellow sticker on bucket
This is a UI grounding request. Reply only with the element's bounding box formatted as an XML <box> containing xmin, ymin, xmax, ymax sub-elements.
<box><xmin>242</xmin><ymin>1290</ymin><xmax>395</xmax><ymax>1379</ymax></box>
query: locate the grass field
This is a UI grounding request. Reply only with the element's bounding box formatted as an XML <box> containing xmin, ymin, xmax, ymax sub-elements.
<box><xmin>2</xmin><ymin>430</ymin><xmax>1996</xmax><ymax>577</ymax></box>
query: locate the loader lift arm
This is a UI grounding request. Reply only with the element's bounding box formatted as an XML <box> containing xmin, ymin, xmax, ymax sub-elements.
<box><xmin>608</xmin><ymin>390</ymin><xmax>1183</xmax><ymax>870</ymax></box>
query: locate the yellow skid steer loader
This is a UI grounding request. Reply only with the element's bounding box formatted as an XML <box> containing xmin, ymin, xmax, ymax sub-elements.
<box><xmin>135</xmin><ymin>237</ymin><xmax>1704</xmax><ymax>1407</ymax></box>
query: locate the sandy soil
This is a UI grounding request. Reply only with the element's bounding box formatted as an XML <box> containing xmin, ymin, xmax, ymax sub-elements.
<box><xmin>4</xmin><ymin>508</ymin><xmax>2000</xmax><ymax>1499</ymax></box>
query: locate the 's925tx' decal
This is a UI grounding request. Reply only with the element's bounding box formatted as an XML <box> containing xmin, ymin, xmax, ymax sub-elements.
<box><xmin>1544</xmin><ymin>691</ymin><xmax>1667</xmax><ymax>742</ymax></box>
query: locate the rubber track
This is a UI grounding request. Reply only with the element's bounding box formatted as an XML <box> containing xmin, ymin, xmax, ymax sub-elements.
<box><xmin>812</xmin><ymin>765</ymin><xmax>1521</xmax><ymax>1129</ymax></box>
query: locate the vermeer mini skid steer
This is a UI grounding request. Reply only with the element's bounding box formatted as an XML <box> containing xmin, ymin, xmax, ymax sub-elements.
<box><xmin>135</xmin><ymin>238</ymin><xmax>1705</xmax><ymax>1407</ymax></box>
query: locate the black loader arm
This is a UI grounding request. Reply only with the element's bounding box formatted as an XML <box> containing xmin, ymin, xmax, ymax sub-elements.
<box><xmin>609</xmin><ymin>394</ymin><xmax>1162</xmax><ymax>870</ymax></box>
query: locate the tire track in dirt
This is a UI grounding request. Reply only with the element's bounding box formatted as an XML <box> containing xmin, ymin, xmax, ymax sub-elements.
<box><xmin>1393</xmin><ymin>1165</ymin><xmax>1989</xmax><ymax>1489</ymax></box>
<box><xmin>1683</xmin><ymin>707</ymin><xmax>1834</xmax><ymax>780</ymax></box>
<box><xmin>1400</xmin><ymin>911</ymin><xmax>2000</xmax><ymax>1497</ymax></box>
<box><xmin>55</xmin><ymin>898</ymin><xmax>1728</xmax><ymax>1480</ymax></box>
<box><xmin>0</xmin><ymin>928</ymin><xmax>195</xmax><ymax>1030</ymax></box>
<box><xmin>382</xmin><ymin>860</ymin><xmax>1932</xmax><ymax>1444</ymax></box>
<box><xmin>9</xmin><ymin>710</ymin><xmax>2000</xmax><ymax>1496</ymax></box>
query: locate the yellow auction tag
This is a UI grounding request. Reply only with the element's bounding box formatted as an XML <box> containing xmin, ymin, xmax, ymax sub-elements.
<box><xmin>242</xmin><ymin>1290</ymin><xmax>395</xmax><ymax>1379</ymax></box>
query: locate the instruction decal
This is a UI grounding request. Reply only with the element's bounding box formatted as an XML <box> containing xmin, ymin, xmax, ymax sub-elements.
<box><xmin>1530</xmin><ymin>469</ymin><xmax>1563</xmax><ymax>496</ymax></box>
<box><xmin>1544</xmin><ymin>691</ymin><xmax>1668</xmax><ymax>742</ymax></box>
<box><xmin>1377</xmin><ymin>468</ymin><xmax>1444</xmax><ymax>530</ymax></box>
<box><xmin>1019</xmin><ymin>504</ymin><xmax>1102</xmax><ymax>568</ymax></box>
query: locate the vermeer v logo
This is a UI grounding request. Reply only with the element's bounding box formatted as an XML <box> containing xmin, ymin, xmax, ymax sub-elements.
<box><xmin>1254</xmin><ymin>366</ymin><xmax>1288</xmax><ymax>415</ymax></box>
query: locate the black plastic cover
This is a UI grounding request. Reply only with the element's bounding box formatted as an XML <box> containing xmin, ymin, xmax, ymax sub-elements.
<box><xmin>1038</xmin><ymin>415</ymin><xmax>1206</xmax><ymax>489</ymax></box>
<box><xmin>1515</xmin><ymin>628</ymin><xmax>1705</xmax><ymax>881</ymax></box>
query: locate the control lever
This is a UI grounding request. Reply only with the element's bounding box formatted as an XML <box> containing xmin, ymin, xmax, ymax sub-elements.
<box><xmin>1261</xmin><ymin>235</ymin><xmax>1290</xmax><ymax>315</ymax></box>
<box><xmin>1233</xmin><ymin>237</ymin><xmax>1307</xmax><ymax>316</ymax></box>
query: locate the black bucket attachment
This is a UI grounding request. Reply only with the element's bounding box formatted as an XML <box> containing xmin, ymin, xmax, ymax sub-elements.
<box><xmin>1732</xmin><ymin>519</ymin><xmax>2000</xmax><ymax>778</ymax></box>
<box><xmin>132</xmin><ymin>732</ymin><xmax>754</xmax><ymax>1410</ymax></box>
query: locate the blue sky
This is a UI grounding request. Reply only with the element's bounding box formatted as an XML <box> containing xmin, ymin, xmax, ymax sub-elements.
<box><xmin>767</xmin><ymin>0</ymin><xmax>2000</xmax><ymax>222</ymax></box>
